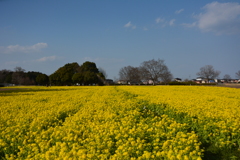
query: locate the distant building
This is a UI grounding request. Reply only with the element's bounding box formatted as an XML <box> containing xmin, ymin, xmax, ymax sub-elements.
<box><xmin>117</xmin><ymin>80</ymin><xmax>128</xmax><ymax>84</ymax></box>
<box><xmin>196</xmin><ymin>77</ymin><xmax>203</xmax><ymax>81</ymax></box>
<box><xmin>209</xmin><ymin>80</ymin><xmax>215</xmax><ymax>83</ymax></box>
<box><xmin>128</xmin><ymin>81</ymin><xmax>142</xmax><ymax>85</ymax></box>
<box><xmin>174</xmin><ymin>78</ymin><xmax>182</xmax><ymax>82</ymax></box>
<box><xmin>105</xmin><ymin>79</ymin><xmax>114</xmax><ymax>85</ymax></box>
<box><xmin>142</xmin><ymin>80</ymin><xmax>154</xmax><ymax>85</ymax></box>
<box><xmin>0</xmin><ymin>83</ymin><xmax>14</xmax><ymax>87</ymax></box>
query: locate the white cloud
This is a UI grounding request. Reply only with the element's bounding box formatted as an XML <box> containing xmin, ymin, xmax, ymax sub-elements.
<box><xmin>183</xmin><ymin>2</ymin><xmax>240</xmax><ymax>35</ymax></box>
<box><xmin>143</xmin><ymin>27</ymin><xmax>148</xmax><ymax>31</ymax></box>
<box><xmin>169</xmin><ymin>19</ymin><xmax>176</xmax><ymax>26</ymax></box>
<box><xmin>0</xmin><ymin>43</ymin><xmax>48</xmax><ymax>54</ymax></box>
<box><xmin>198</xmin><ymin>2</ymin><xmax>240</xmax><ymax>35</ymax></box>
<box><xmin>132</xmin><ymin>25</ymin><xmax>136</xmax><ymax>29</ymax></box>
<box><xmin>175</xmin><ymin>9</ymin><xmax>184</xmax><ymax>14</ymax></box>
<box><xmin>124</xmin><ymin>21</ymin><xmax>132</xmax><ymax>27</ymax></box>
<box><xmin>182</xmin><ymin>22</ymin><xmax>197</xmax><ymax>28</ymax></box>
<box><xmin>36</xmin><ymin>56</ymin><xmax>57</xmax><ymax>62</ymax></box>
<box><xmin>156</xmin><ymin>17</ymin><xmax>176</xmax><ymax>27</ymax></box>
<box><xmin>124</xmin><ymin>21</ymin><xmax>136</xmax><ymax>29</ymax></box>
<box><xmin>155</xmin><ymin>17</ymin><xmax>164</xmax><ymax>23</ymax></box>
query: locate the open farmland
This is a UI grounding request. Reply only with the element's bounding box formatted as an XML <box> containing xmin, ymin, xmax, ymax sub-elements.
<box><xmin>0</xmin><ymin>86</ymin><xmax>239</xmax><ymax>160</ymax></box>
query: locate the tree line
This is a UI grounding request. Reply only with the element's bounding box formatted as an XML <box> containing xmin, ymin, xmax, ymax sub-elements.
<box><xmin>0</xmin><ymin>67</ymin><xmax>44</xmax><ymax>86</ymax></box>
<box><xmin>1</xmin><ymin>58</ymin><xmax>240</xmax><ymax>86</ymax></box>
<box><xmin>118</xmin><ymin>59</ymin><xmax>240</xmax><ymax>84</ymax></box>
<box><xmin>0</xmin><ymin>61</ymin><xmax>106</xmax><ymax>86</ymax></box>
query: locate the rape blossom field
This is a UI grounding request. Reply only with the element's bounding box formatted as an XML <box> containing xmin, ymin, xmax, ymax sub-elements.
<box><xmin>0</xmin><ymin>86</ymin><xmax>239</xmax><ymax>160</ymax></box>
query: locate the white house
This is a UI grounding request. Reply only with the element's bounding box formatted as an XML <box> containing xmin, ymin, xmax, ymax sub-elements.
<box><xmin>174</xmin><ymin>78</ymin><xmax>182</xmax><ymax>82</ymax></box>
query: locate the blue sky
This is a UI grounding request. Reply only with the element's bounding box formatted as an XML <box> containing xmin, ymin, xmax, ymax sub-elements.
<box><xmin>1</xmin><ymin>0</ymin><xmax>240</xmax><ymax>80</ymax></box>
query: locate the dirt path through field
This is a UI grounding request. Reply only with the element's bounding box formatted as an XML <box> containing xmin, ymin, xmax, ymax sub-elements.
<box><xmin>217</xmin><ymin>84</ymin><xmax>240</xmax><ymax>88</ymax></box>
<box><xmin>0</xmin><ymin>88</ymin><xmax>29</xmax><ymax>91</ymax></box>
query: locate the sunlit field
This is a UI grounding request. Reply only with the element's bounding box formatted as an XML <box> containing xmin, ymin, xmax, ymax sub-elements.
<box><xmin>0</xmin><ymin>86</ymin><xmax>239</xmax><ymax>160</ymax></box>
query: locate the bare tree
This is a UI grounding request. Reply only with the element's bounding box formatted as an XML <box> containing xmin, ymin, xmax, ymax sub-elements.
<box><xmin>223</xmin><ymin>74</ymin><xmax>231</xmax><ymax>82</ymax></box>
<box><xmin>14</xmin><ymin>67</ymin><xmax>25</xmax><ymax>73</ymax></box>
<box><xmin>139</xmin><ymin>59</ymin><xmax>172</xmax><ymax>85</ymax></box>
<box><xmin>236</xmin><ymin>70</ymin><xmax>240</xmax><ymax>79</ymax></box>
<box><xmin>119</xmin><ymin>66</ymin><xmax>131</xmax><ymax>81</ymax></box>
<box><xmin>118</xmin><ymin>66</ymin><xmax>141</xmax><ymax>83</ymax></box>
<box><xmin>161</xmin><ymin>69</ymin><xmax>173</xmax><ymax>84</ymax></box>
<box><xmin>196</xmin><ymin>65</ymin><xmax>220</xmax><ymax>82</ymax></box>
<box><xmin>12</xmin><ymin>66</ymin><xmax>25</xmax><ymax>85</ymax></box>
<box><xmin>128</xmin><ymin>67</ymin><xmax>141</xmax><ymax>84</ymax></box>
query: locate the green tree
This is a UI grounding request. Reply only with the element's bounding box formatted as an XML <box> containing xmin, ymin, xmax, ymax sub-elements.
<box><xmin>83</xmin><ymin>71</ymin><xmax>99</xmax><ymax>85</ymax></box>
<box><xmin>78</xmin><ymin>61</ymin><xmax>99</xmax><ymax>73</ymax></box>
<box><xmin>36</xmin><ymin>74</ymin><xmax>49</xmax><ymax>85</ymax></box>
<box><xmin>0</xmin><ymin>69</ymin><xmax>13</xmax><ymax>83</ymax></box>
<box><xmin>50</xmin><ymin>61</ymin><xmax>107</xmax><ymax>86</ymax></box>
<box><xmin>26</xmin><ymin>71</ymin><xmax>43</xmax><ymax>85</ymax></box>
<box><xmin>72</xmin><ymin>73</ymin><xmax>84</xmax><ymax>85</ymax></box>
<box><xmin>96</xmin><ymin>72</ymin><xmax>105</xmax><ymax>85</ymax></box>
<box><xmin>78</xmin><ymin>61</ymin><xmax>105</xmax><ymax>85</ymax></box>
<box><xmin>50</xmin><ymin>62</ymin><xmax>79</xmax><ymax>85</ymax></box>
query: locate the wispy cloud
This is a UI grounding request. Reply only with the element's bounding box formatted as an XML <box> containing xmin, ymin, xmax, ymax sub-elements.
<box><xmin>36</xmin><ymin>56</ymin><xmax>57</xmax><ymax>62</ymax></box>
<box><xmin>198</xmin><ymin>2</ymin><xmax>240</xmax><ymax>35</ymax></box>
<box><xmin>169</xmin><ymin>19</ymin><xmax>176</xmax><ymax>26</ymax></box>
<box><xmin>175</xmin><ymin>9</ymin><xmax>184</xmax><ymax>14</ymax></box>
<box><xmin>155</xmin><ymin>17</ymin><xmax>164</xmax><ymax>24</ymax></box>
<box><xmin>143</xmin><ymin>27</ymin><xmax>148</xmax><ymax>31</ymax></box>
<box><xmin>124</xmin><ymin>21</ymin><xmax>136</xmax><ymax>29</ymax></box>
<box><xmin>156</xmin><ymin>17</ymin><xmax>176</xmax><ymax>27</ymax></box>
<box><xmin>182</xmin><ymin>22</ymin><xmax>197</xmax><ymax>28</ymax></box>
<box><xmin>183</xmin><ymin>2</ymin><xmax>240</xmax><ymax>35</ymax></box>
<box><xmin>0</xmin><ymin>43</ymin><xmax>48</xmax><ymax>54</ymax></box>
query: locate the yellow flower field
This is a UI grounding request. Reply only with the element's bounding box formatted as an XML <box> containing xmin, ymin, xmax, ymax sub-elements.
<box><xmin>0</xmin><ymin>86</ymin><xmax>239</xmax><ymax>159</ymax></box>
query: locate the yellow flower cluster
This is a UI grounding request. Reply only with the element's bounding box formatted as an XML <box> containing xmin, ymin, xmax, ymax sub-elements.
<box><xmin>119</xmin><ymin>86</ymin><xmax>240</xmax><ymax>156</ymax></box>
<box><xmin>0</xmin><ymin>86</ymin><xmax>239</xmax><ymax>159</ymax></box>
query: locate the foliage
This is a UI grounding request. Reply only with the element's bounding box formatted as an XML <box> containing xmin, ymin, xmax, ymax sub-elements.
<box><xmin>78</xmin><ymin>61</ymin><xmax>99</xmax><ymax>73</ymax></box>
<box><xmin>0</xmin><ymin>69</ymin><xmax>44</xmax><ymax>85</ymax></box>
<box><xmin>98</xmin><ymin>67</ymin><xmax>108</xmax><ymax>79</ymax></box>
<box><xmin>0</xmin><ymin>70</ymin><xmax>13</xmax><ymax>83</ymax></box>
<box><xmin>72</xmin><ymin>73</ymin><xmax>84</xmax><ymax>85</ymax></box>
<box><xmin>26</xmin><ymin>71</ymin><xmax>43</xmax><ymax>85</ymax></box>
<box><xmin>36</xmin><ymin>73</ymin><xmax>49</xmax><ymax>85</ymax></box>
<box><xmin>49</xmin><ymin>62</ymin><xmax>79</xmax><ymax>85</ymax></box>
<box><xmin>83</xmin><ymin>71</ymin><xmax>99</xmax><ymax>85</ymax></box>
<box><xmin>50</xmin><ymin>61</ymin><xmax>105</xmax><ymax>86</ymax></box>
